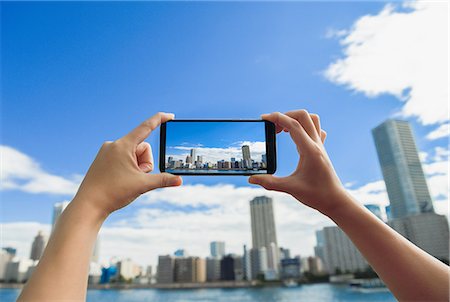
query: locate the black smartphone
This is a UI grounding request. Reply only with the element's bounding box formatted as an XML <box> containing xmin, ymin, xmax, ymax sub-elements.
<box><xmin>159</xmin><ymin>119</ymin><xmax>276</xmax><ymax>175</ymax></box>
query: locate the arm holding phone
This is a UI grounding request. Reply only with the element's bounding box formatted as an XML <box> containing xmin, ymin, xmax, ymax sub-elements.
<box><xmin>18</xmin><ymin>111</ymin><xmax>449</xmax><ymax>301</ymax></box>
<box><xmin>249</xmin><ymin>111</ymin><xmax>449</xmax><ymax>301</ymax></box>
<box><xmin>18</xmin><ymin>113</ymin><xmax>182</xmax><ymax>301</ymax></box>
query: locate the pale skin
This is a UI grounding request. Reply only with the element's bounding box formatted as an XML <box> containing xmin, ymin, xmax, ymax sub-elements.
<box><xmin>18</xmin><ymin>111</ymin><xmax>449</xmax><ymax>301</ymax></box>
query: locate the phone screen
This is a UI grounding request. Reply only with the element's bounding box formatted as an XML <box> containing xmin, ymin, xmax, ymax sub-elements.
<box><xmin>160</xmin><ymin>120</ymin><xmax>276</xmax><ymax>175</ymax></box>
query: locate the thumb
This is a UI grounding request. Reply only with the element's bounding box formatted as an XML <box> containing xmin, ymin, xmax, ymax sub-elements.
<box><xmin>144</xmin><ymin>173</ymin><xmax>183</xmax><ymax>191</ymax></box>
<box><xmin>249</xmin><ymin>175</ymin><xmax>289</xmax><ymax>192</ymax></box>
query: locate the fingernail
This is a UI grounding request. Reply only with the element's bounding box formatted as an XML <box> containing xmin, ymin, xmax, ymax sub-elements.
<box><xmin>169</xmin><ymin>176</ymin><xmax>181</xmax><ymax>186</ymax></box>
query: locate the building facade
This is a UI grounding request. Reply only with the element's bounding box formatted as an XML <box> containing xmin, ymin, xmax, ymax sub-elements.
<box><xmin>372</xmin><ymin>120</ymin><xmax>434</xmax><ymax>218</ymax></box>
<box><xmin>389</xmin><ymin>213</ymin><xmax>449</xmax><ymax>261</ymax></box>
<box><xmin>320</xmin><ymin>226</ymin><xmax>368</xmax><ymax>274</ymax></box>
<box><xmin>30</xmin><ymin>231</ymin><xmax>46</xmax><ymax>261</ymax></box>
<box><xmin>210</xmin><ymin>241</ymin><xmax>225</xmax><ymax>258</ymax></box>
<box><xmin>157</xmin><ymin>255</ymin><xmax>174</xmax><ymax>283</ymax></box>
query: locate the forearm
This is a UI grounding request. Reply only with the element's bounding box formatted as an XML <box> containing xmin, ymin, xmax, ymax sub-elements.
<box><xmin>326</xmin><ymin>192</ymin><xmax>449</xmax><ymax>301</ymax></box>
<box><xmin>18</xmin><ymin>197</ymin><xmax>107</xmax><ymax>301</ymax></box>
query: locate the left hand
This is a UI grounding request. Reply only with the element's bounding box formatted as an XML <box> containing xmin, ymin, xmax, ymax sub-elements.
<box><xmin>73</xmin><ymin>112</ymin><xmax>182</xmax><ymax>217</ymax></box>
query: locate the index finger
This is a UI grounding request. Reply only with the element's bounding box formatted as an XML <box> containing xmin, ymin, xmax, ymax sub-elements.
<box><xmin>123</xmin><ymin>112</ymin><xmax>175</xmax><ymax>144</ymax></box>
<box><xmin>261</xmin><ymin>112</ymin><xmax>313</xmax><ymax>152</ymax></box>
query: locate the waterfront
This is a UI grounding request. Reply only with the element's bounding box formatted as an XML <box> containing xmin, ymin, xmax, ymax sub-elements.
<box><xmin>0</xmin><ymin>284</ymin><xmax>396</xmax><ymax>302</ymax></box>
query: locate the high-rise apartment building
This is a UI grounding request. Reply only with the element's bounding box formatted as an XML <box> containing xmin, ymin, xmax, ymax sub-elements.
<box><xmin>250</xmin><ymin>196</ymin><xmax>277</xmax><ymax>249</ymax></box>
<box><xmin>372</xmin><ymin>120</ymin><xmax>434</xmax><ymax>218</ymax></box>
<box><xmin>157</xmin><ymin>255</ymin><xmax>175</xmax><ymax>283</ymax></box>
<box><xmin>242</xmin><ymin>145</ymin><xmax>251</xmax><ymax>168</ymax></box>
<box><xmin>389</xmin><ymin>213</ymin><xmax>449</xmax><ymax>261</ymax></box>
<box><xmin>319</xmin><ymin>226</ymin><xmax>368</xmax><ymax>274</ymax></box>
<box><xmin>210</xmin><ymin>241</ymin><xmax>225</xmax><ymax>258</ymax></box>
<box><xmin>190</xmin><ymin>149</ymin><xmax>197</xmax><ymax>164</ymax></box>
<box><xmin>249</xmin><ymin>196</ymin><xmax>279</xmax><ymax>279</ymax></box>
<box><xmin>30</xmin><ymin>231</ymin><xmax>46</xmax><ymax>261</ymax></box>
<box><xmin>206</xmin><ymin>257</ymin><xmax>221</xmax><ymax>282</ymax></box>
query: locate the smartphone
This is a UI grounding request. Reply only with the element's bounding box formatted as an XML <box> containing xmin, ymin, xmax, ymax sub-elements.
<box><xmin>159</xmin><ymin>119</ymin><xmax>276</xmax><ymax>175</ymax></box>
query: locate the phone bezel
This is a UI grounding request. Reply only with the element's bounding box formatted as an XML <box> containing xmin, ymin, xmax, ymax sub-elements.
<box><xmin>159</xmin><ymin>119</ymin><xmax>276</xmax><ymax>176</ymax></box>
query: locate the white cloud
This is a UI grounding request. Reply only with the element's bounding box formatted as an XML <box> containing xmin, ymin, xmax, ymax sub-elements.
<box><xmin>168</xmin><ymin>141</ymin><xmax>266</xmax><ymax>163</ymax></box>
<box><xmin>426</xmin><ymin>123</ymin><xmax>450</xmax><ymax>140</ymax></box>
<box><xmin>0</xmin><ymin>145</ymin><xmax>81</xmax><ymax>195</ymax></box>
<box><xmin>325</xmin><ymin>1</ymin><xmax>449</xmax><ymax>126</ymax></box>
<box><xmin>347</xmin><ymin>180</ymin><xmax>389</xmax><ymax>207</ymax></box>
<box><xmin>2</xmin><ymin>184</ymin><xmax>333</xmax><ymax>267</ymax></box>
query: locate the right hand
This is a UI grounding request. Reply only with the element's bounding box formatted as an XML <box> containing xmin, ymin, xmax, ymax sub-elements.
<box><xmin>249</xmin><ymin>110</ymin><xmax>349</xmax><ymax>216</ymax></box>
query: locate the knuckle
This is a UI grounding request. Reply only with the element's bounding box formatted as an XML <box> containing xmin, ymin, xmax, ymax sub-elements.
<box><xmin>298</xmin><ymin>109</ymin><xmax>309</xmax><ymax>118</ymax></box>
<box><xmin>310</xmin><ymin>113</ymin><xmax>320</xmax><ymax>121</ymax></box>
<box><xmin>101</xmin><ymin>141</ymin><xmax>113</xmax><ymax>149</ymax></box>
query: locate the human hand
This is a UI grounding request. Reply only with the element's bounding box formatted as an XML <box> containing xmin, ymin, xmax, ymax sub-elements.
<box><xmin>249</xmin><ymin>110</ymin><xmax>349</xmax><ymax>216</ymax></box>
<box><xmin>73</xmin><ymin>112</ymin><xmax>182</xmax><ymax>217</ymax></box>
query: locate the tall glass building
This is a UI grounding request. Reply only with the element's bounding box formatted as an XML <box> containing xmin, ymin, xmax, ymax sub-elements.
<box><xmin>372</xmin><ymin>120</ymin><xmax>434</xmax><ymax>219</ymax></box>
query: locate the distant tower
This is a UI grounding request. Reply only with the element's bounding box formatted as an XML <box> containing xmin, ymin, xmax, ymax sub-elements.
<box><xmin>210</xmin><ymin>241</ymin><xmax>225</xmax><ymax>258</ymax></box>
<box><xmin>242</xmin><ymin>145</ymin><xmax>251</xmax><ymax>168</ymax></box>
<box><xmin>30</xmin><ymin>231</ymin><xmax>46</xmax><ymax>261</ymax></box>
<box><xmin>190</xmin><ymin>149</ymin><xmax>197</xmax><ymax>163</ymax></box>
<box><xmin>372</xmin><ymin>120</ymin><xmax>434</xmax><ymax>219</ymax></box>
<box><xmin>250</xmin><ymin>196</ymin><xmax>279</xmax><ymax>278</ymax></box>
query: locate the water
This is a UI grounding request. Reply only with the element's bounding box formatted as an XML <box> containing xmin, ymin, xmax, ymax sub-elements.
<box><xmin>0</xmin><ymin>284</ymin><xmax>396</xmax><ymax>302</ymax></box>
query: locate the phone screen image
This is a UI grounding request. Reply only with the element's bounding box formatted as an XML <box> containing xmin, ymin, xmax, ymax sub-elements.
<box><xmin>160</xmin><ymin>120</ymin><xmax>276</xmax><ymax>175</ymax></box>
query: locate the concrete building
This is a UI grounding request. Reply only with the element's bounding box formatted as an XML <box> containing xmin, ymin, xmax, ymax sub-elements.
<box><xmin>157</xmin><ymin>255</ymin><xmax>175</xmax><ymax>283</ymax></box>
<box><xmin>321</xmin><ymin>226</ymin><xmax>368</xmax><ymax>274</ymax></box>
<box><xmin>372</xmin><ymin>120</ymin><xmax>434</xmax><ymax>218</ymax></box>
<box><xmin>280</xmin><ymin>257</ymin><xmax>301</xmax><ymax>280</ymax></box>
<box><xmin>307</xmin><ymin>256</ymin><xmax>324</xmax><ymax>275</ymax></box>
<box><xmin>195</xmin><ymin>257</ymin><xmax>206</xmax><ymax>283</ymax></box>
<box><xmin>174</xmin><ymin>257</ymin><xmax>205</xmax><ymax>283</ymax></box>
<box><xmin>4</xmin><ymin>259</ymin><xmax>34</xmax><ymax>283</ymax></box>
<box><xmin>243</xmin><ymin>244</ymin><xmax>252</xmax><ymax>281</ymax></box>
<box><xmin>0</xmin><ymin>249</ymin><xmax>15</xmax><ymax>281</ymax></box>
<box><xmin>279</xmin><ymin>247</ymin><xmax>291</xmax><ymax>260</ymax></box>
<box><xmin>206</xmin><ymin>257</ymin><xmax>221</xmax><ymax>282</ymax></box>
<box><xmin>30</xmin><ymin>231</ymin><xmax>46</xmax><ymax>261</ymax></box>
<box><xmin>242</xmin><ymin>145</ymin><xmax>252</xmax><ymax>168</ymax></box>
<box><xmin>210</xmin><ymin>241</ymin><xmax>225</xmax><ymax>258</ymax></box>
<box><xmin>117</xmin><ymin>259</ymin><xmax>141</xmax><ymax>281</ymax></box>
<box><xmin>250</xmin><ymin>247</ymin><xmax>268</xmax><ymax>279</ymax></box>
<box><xmin>250</xmin><ymin>196</ymin><xmax>279</xmax><ymax>279</ymax></box>
<box><xmin>389</xmin><ymin>213</ymin><xmax>449</xmax><ymax>261</ymax></box>
<box><xmin>220</xmin><ymin>254</ymin><xmax>243</xmax><ymax>281</ymax></box>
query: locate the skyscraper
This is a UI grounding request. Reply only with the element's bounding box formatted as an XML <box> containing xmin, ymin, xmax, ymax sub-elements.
<box><xmin>52</xmin><ymin>201</ymin><xmax>70</xmax><ymax>231</ymax></box>
<box><xmin>190</xmin><ymin>149</ymin><xmax>197</xmax><ymax>164</ymax></box>
<box><xmin>250</xmin><ymin>196</ymin><xmax>277</xmax><ymax>249</ymax></box>
<box><xmin>250</xmin><ymin>196</ymin><xmax>279</xmax><ymax>278</ymax></box>
<box><xmin>30</xmin><ymin>231</ymin><xmax>46</xmax><ymax>261</ymax></box>
<box><xmin>210</xmin><ymin>241</ymin><xmax>225</xmax><ymax>258</ymax></box>
<box><xmin>242</xmin><ymin>145</ymin><xmax>251</xmax><ymax>168</ymax></box>
<box><xmin>372</xmin><ymin>120</ymin><xmax>434</xmax><ymax>218</ymax></box>
<box><xmin>320</xmin><ymin>226</ymin><xmax>368</xmax><ymax>274</ymax></box>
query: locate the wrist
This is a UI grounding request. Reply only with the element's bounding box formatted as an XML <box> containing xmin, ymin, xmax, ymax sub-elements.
<box><xmin>70</xmin><ymin>194</ymin><xmax>110</xmax><ymax>226</ymax></box>
<box><xmin>319</xmin><ymin>188</ymin><xmax>361</xmax><ymax>220</ymax></box>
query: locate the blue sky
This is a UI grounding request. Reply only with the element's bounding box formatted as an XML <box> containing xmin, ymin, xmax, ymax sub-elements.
<box><xmin>1</xmin><ymin>1</ymin><xmax>448</xmax><ymax>263</ymax></box>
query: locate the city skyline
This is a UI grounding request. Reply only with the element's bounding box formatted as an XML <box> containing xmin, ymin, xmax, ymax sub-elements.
<box><xmin>1</xmin><ymin>1</ymin><xmax>448</xmax><ymax>268</ymax></box>
<box><xmin>166</xmin><ymin>145</ymin><xmax>267</xmax><ymax>172</ymax></box>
